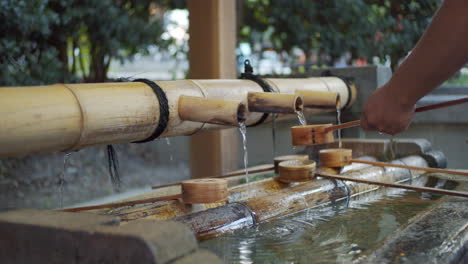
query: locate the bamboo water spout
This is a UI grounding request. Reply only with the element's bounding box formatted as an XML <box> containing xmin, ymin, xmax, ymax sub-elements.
<box><xmin>295</xmin><ymin>90</ymin><xmax>340</xmax><ymax>109</ymax></box>
<box><xmin>178</xmin><ymin>96</ymin><xmax>246</xmax><ymax>126</ymax></box>
<box><xmin>247</xmin><ymin>92</ymin><xmax>303</xmax><ymax>114</ymax></box>
<box><xmin>0</xmin><ymin>77</ymin><xmax>353</xmax><ymax>158</ymax></box>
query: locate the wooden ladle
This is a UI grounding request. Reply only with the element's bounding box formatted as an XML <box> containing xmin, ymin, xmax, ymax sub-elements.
<box><xmin>292</xmin><ymin>97</ymin><xmax>468</xmax><ymax>146</ymax></box>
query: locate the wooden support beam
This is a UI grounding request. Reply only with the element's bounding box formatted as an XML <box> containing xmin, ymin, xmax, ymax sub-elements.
<box><xmin>188</xmin><ymin>0</ymin><xmax>238</xmax><ymax>178</ymax></box>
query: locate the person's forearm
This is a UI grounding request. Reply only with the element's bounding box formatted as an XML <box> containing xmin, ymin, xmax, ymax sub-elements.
<box><xmin>387</xmin><ymin>0</ymin><xmax>468</xmax><ymax>106</ymax></box>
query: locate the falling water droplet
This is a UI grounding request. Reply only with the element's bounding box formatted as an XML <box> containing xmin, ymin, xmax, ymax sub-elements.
<box><xmin>166</xmin><ymin>138</ymin><xmax>174</xmax><ymax>161</ymax></box>
<box><xmin>59</xmin><ymin>152</ymin><xmax>73</xmax><ymax>209</ymax></box>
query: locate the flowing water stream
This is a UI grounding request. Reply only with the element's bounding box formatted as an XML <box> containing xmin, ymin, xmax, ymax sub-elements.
<box><xmin>336</xmin><ymin>104</ymin><xmax>342</xmax><ymax>148</ymax></box>
<box><xmin>239</xmin><ymin>121</ymin><xmax>249</xmax><ymax>194</ymax></box>
<box><xmin>165</xmin><ymin>138</ymin><xmax>173</xmax><ymax>161</ymax></box>
<box><xmin>297</xmin><ymin>110</ymin><xmax>307</xmax><ymax>126</ymax></box>
<box><xmin>271</xmin><ymin>114</ymin><xmax>277</xmax><ymax>158</ymax></box>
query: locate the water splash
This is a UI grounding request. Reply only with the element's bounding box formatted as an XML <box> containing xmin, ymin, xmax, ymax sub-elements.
<box><xmin>297</xmin><ymin>110</ymin><xmax>307</xmax><ymax>126</ymax></box>
<box><xmin>271</xmin><ymin>114</ymin><xmax>277</xmax><ymax>158</ymax></box>
<box><xmin>165</xmin><ymin>138</ymin><xmax>173</xmax><ymax>161</ymax></box>
<box><xmin>336</xmin><ymin>104</ymin><xmax>342</xmax><ymax>148</ymax></box>
<box><xmin>239</xmin><ymin>121</ymin><xmax>249</xmax><ymax>194</ymax></box>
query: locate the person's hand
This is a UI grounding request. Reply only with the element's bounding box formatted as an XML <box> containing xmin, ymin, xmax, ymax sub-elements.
<box><xmin>360</xmin><ymin>84</ymin><xmax>415</xmax><ymax>135</ymax></box>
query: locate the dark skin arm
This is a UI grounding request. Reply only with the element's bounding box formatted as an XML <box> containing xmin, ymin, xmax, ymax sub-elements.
<box><xmin>361</xmin><ymin>0</ymin><xmax>468</xmax><ymax>135</ymax></box>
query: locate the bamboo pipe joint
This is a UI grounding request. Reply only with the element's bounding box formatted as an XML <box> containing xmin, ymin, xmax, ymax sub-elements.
<box><xmin>319</xmin><ymin>148</ymin><xmax>352</xmax><ymax>168</ymax></box>
<box><xmin>181</xmin><ymin>178</ymin><xmax>228</xmax><ymax>204</ymax></box>
<box><xmin>273</xmin><ymin>154</ymin><xmax>309</xmax><ymax>174</ymax></box>
<box><xmin>291</xmin><ymin>124</ymin><xmax>334</xmax><ymax>146</ymax></box>
<box><xmin>295</xmin><ymin>90</ymin><xmax>340</xmax><ymax>109</ymax></box>
<box><xmin>247</xmin><ymin>92</ymin><xmax>303</xmax><ymax>114</ymax></box>
<box><xmin>178</xmin><ymin>96</ymin><xmax>246</xmax><ymax>126</ymax></box>
<box><xmin>277</xmin><ymin>159</ymin><xmax>316</xmax><ymax>183</ymax></box>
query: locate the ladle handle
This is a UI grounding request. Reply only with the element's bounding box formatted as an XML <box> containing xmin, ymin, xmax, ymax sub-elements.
<box><xmin>324</xmin><ymin>120</ymin><xmax>361</xmax><ymax>132</ymax></box>
<box><xmin>324</xmin><ymin>97</ymin><xmax>468</xmax><ymax>133</ymax></box>
<box><xmin>414</xmin><ymin>97</ymin><xmax>468</xmax><ymax>112</ymax></box>
<box><xmin>350</xmin><ymin>159</ymin><xmax>468</xmax><ymax>177</ymax></box>
<box><xmin>318</xmin><ymin>172</ymin><xmax>468</xmax><ymax>198</ymax></box>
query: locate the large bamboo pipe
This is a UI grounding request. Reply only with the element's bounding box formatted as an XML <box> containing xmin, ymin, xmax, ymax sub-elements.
<box><xmin>0</xmin><ymin>77</ymin><xmax>352</xmax><ymax>158</ymax></box>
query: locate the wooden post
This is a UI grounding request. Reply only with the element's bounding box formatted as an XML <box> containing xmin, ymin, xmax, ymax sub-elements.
<box><xmin>188</xmin><ymin>0</ymin><xmax>238</xmax><ymax>178</ymax></box>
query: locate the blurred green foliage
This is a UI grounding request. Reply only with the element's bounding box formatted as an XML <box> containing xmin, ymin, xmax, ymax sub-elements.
<box><xmin>0</xmin><ymin>0</ymin><xmax>173</xmax><ymax>85</ymax></box>
<box><xmin>240</xmin><ymin>0</ymin><xmax>440</xmax><ymax>71</ymax></box>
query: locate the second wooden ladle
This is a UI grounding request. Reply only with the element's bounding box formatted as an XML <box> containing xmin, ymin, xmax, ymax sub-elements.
<box><xmin>292</xmin><ymin>97</ymin><xmax>468</xmax><ymax>146</ymax></box>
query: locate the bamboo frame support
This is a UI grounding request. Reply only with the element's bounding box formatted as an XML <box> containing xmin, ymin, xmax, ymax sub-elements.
<box><xmin>295</xmin><ymin>90</ymin><xmax>340</xmax><ymax>109</ymax></box>
<box><xmin>178</xmin><ymin>96</ymin><xmax>246</xmax><ymax>126</ymax></box>
<box><xmin>247</xmin><ymin>92</ymin><xmax>303</xmax><ymax>114</ymax></box>
<box><xmin>0</xmin><ymin>77</ymin><xmax>353</xmax><ymax>158</ymax></box>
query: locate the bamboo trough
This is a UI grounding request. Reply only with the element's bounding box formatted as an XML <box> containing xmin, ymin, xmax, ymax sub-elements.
<box><xmin>66</xmin><ymin>157</ymin><xmax>376</xmax><ymax>222</ymax></box>
<box><xmin>175</xmin><ymin>155</ymin><xmax>431</xmax><ymax>240</ymax></box>
<box><xmin>0</xmin><ymin>77</ymin><xmax>353</xmax><ymax>158</ymax></box>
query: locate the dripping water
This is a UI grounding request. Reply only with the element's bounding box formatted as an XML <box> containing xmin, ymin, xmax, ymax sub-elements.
<box><xmin>165</xmin><ymin>138</ymin><xmax>173</xmax><ymax>162</ymax></box>
<box><xmin>297</xmin><ymin>110</ymin><xmax>307</xmax><ymax>126</ymax></box>
<box><xmin>271</xmin><ymin>114</ymin><xmax>277</xmax><ymax>158</ymax></box>
<box><xmin>239</xmin><ymin>121</ymin><xmax>249</xmax><ymax>194</ymax></box>
<box><xmin>336</xmin><ymin>104</ymin><xmax>342</xmax><ymax>148</ymax></box>
<box><xmin>59</xmin><ymin>152</ymin><xmax>73</xmax><ymax>209</ymax></box>
<box><xmin>388</xmin><ymin>136</ymin><xmax>397</xmax><ymax>160</ymax></box>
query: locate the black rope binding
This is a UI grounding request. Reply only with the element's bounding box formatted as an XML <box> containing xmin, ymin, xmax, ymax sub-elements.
<box><xmin>132</xmin><ymin>78</ymin><xmax>170</xmax><ymax>143</ymax></box>
<box><xmin>239</xmin><ymin>59</ymin><xmax>275</xmax><ymax>127</ymax></box>
<box><xmin>107</xmin><ymin>145</ymin><xmax>121</xmax><ymax>192</ymax></box>
<box><xmin>321</xmin><ymin>70</ymin><xmax>354</xmax><ymax>109</ymax></box>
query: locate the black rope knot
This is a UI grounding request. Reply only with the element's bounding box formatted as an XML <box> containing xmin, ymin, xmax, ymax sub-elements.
<box><xmin>239</xmin><ymin>59</ymin><xmax>274</xmax><ymax>127</ymax></box>
<box><xmin>132</xmin><ymin>78</ymin><xmax>170</xmax><ymax>143</ymax></box>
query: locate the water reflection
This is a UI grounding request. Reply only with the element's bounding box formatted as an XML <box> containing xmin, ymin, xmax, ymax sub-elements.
<box><xmin>201</xmin><ymin>176</ymin><xmax>451</xmax><ymax>263</ymax></box>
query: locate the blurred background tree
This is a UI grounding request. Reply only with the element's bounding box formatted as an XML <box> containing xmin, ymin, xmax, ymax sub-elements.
<box><xmin>0</xmin><ymin>0</ymin><xmax>180</xmax><ymax>85</ymax></box>
<box><xmin>0</xmin><ymin>0</ymin><xmax>445</xmax><ymax>85</ymax></box>
<box><xmin>239</xmin><ymin>0</ymin><xmax>439</xmax><ymax>72</ymax></box>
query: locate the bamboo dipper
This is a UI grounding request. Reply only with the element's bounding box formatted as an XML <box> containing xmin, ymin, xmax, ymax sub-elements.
<box><xmin>292</xmin><ymin>97</ymin><xmax>468</xmax><ymax>146</ymax></box>
<box><xmin>274</xmin><ymin>154</ymin><xmax>309</xmax><ymax>173</ymax></box>
<box><xmin>277</xmin><ymin>159</ymin><xmax>316</xmax><ymax>183</ymax></box>
<box><xmin>181</xmin><ymin>178</ymin><xmax>228</xmax><ymax>204</ymax></box>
